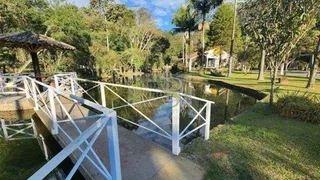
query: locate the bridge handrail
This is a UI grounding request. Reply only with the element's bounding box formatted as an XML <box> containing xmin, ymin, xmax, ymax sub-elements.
<box><xmin>0</xmin><ymin>74</ymin><xmax>121</xmax><ymax>180</ymax></box>
<box><xmin>76</xmin><ymin>77</ymin><xmax>215</xmax><ymax>104</ymax></box>
<box><xmin>70</xmin><ymin>76</ymin><xmax>215</xmax><ymax>155</ymax></box>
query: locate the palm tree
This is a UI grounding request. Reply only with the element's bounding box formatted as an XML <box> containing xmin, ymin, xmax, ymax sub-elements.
<box><xmin>191</xmin><ymin>0</ymin><xmax>223</xmax><ymax>66</ymax></box>
<box><xmin>172</xmin><ymin>4</ymin><xmax>197</xmax><ymax>71</ymax></box>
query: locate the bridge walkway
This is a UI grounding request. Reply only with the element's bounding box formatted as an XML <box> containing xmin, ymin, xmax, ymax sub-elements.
<box><xmin>33</xmin><ymin>96</ymin><xmax>204</xmax><ymax>180</ymax></box>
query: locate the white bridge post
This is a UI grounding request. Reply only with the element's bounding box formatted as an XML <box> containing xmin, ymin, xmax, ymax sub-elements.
<box><xmin>54</xmin><ymin>75</ymin><xmax>59</xmax><ymax>89</ymax></box>
<box><xmin>106</xmin><ymin>112</ymin><xmax>122</xmax><ymax>180</ymax></box>
<box><xmin>32</xmin><ymin>80</ymin><xmax>39</xmax><ymax>110</ymax></box>
<box><xmin>24</xmin><ymin>77</ymin><xmax>30</xmax><ymax>98</ymax></box>
<box><xmin>205</xmin><ymin>102</ymin><xmax>211</xmax><ymax>140</ymax></box>
<box><xmin>1</xmin><ymin>120</ymin><xmax>8</xmax><ymax>140</ymax></box>
<box><xmin>172</xmin><ymin>95</ymin><xmax>181</xmax><ymax>155</ymax></box>
<box><xmin>70</xmin><ymin>76</ymin><xmax>75</xmax><ymax>95</ymax></box>
<box><xmin>100</xmin><ymin>83</ymin><xmax>106</xmax><ymax>107</ymax></box>
<box><xmin>48</xmin><ymin>89</ymin><xmax>58</xmax><ymax>135</ymax></box>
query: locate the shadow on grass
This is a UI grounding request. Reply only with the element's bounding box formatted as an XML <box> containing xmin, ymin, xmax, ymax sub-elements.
<box><xmin>183</xmin><ymin>103</ymin><xmax>320</xmax><ymax>179</ymax></box>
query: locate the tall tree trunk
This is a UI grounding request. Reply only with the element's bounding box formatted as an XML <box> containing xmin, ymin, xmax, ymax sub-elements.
<box><xmin>201</xmin><ymin>15</ymin><xmax>206</xmax><ymax>67</ymax></box>
<box><xmin>257</xmin><ymin>49</ymin><xmax>266</xmax><ymax>80</ymax></box>
<box><xmin>269</xmin><ymin>67</ymin><xmax>278</xmax><ymax>105</ymax></box>
<box><xmin>188</xmin><ymin>30</ymin><xmax>192</xmax><ymax>72</ymax></box>
<box><xmin>182</xmin><ymin>36</ymin><xmax>185</xmax><ymax>64</ymax></box>
<box><xmin>228</xmin><ymin>0</ymin><xmax>238</xmax><ymax>77</ymax></box>
<box><xmin>2</xmin><ymin>65</ymin><xmax>6</xmax><ymax>74</ymax></box>
<box><xmin>30</xmin><ymin>52</ymin><xmax>43</xmax><ymax>91</ymax></box>
<box><xmin>306</xmin><ymin>36</ymin><xmax>320</xmax><ymax>88</ymax></box>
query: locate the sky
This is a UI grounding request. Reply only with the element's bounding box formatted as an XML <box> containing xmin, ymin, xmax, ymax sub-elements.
<box><xmin>67</xmin><ymin>0</ymin><xmax>235</xmax><ymax>31</ymax></box>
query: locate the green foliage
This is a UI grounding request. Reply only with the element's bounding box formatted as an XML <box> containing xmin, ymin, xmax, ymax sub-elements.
<box><xmin>207</xmin><ymin>3</ymin><xmax>243</xmax><ymax>53</ymax></box>
<box><xmin>0</xmin><ymin>0</ymin><xmax>172</xmax><ymax>76</ymax></box>
<box><xmin>90</xmin><ymin>41</ymin><xmax>119</xmax><ymax>75</ymax></box>
<box><xmin>172</xmin><ymin>4</ymin><xmax>197</xmax><ymax>33</ymax></box>
<box><xmin>191</xmin><ymin>0</ymin><xmax>223</xmax><ymax>20</ymax></box>
<box><xmin>276</xmin><ymin>94</ymin><xmax>320</xmax><ymax>124</ymax></box>
<box><xmin>244</xmin><ymin>0</ymin><xmax>319</xmax><ymax>64</ymax></box>
<box><xmin>121</xmin><ymin>48</ymin><xmax>146</xmax><ymax>70</ymax></box>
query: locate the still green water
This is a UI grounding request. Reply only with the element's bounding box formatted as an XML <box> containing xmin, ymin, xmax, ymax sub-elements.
<box><xmin>82</xmin><ymin>74</ymin><xmax>258</xmax><ymax>149</ymax></box>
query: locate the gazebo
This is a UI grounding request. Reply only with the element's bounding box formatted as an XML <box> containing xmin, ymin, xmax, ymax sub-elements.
<box><xmin>0</xmin><ymin>31</ymin><xmax>75</xmax><ymax>83</ymax></box>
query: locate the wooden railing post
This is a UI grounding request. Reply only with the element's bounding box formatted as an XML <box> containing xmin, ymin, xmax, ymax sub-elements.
<box><xmin>70</xmin><ymin>76</ymin><xmax>75</xmax><ymax>95</ymax></box>
<box><xmin>54</xmin><ymin>75</ymin><xmax>59</xmax><ymax>89</ymax></box>
<box><xmin>0</xmin><ymin>76</ymin><xmax>4</xmax><ymax>93</ymax></box>
<box><xmin>48</xmin><ymin>89</ymin><xmax>58</xmax><ymax>135</ymax></box>
<box><xmin>100</xmin><ymin>83</ymin><xmax>106</xmax><ymax>107</ymax></box>
<box><xmin>32</xmin><ymin>80</ymin><xmax>39</xmax><ymax>110</ymax></box>
<box><xmin>1</xmin><ymin>120</ymin><xmax>8</xmax><ymax>140</ymax></box>
<box><xmin>106</xmin><ymin>111</ymin><xmax>122</xmax><ymax>180</ymax></box>
<box><xmin>24</xmin><ymin>77</ymin><xmax>30</xmax><ymax>98</ymax></box>
<box><xmin>172</xmin><ymin>95</ymin><xmax>181</xmax><ymax>155</ymax></box>
<box><xmin>205</xmin><ymin>102</ymin><xmax>211</xmax><ymax>140</ymax></box>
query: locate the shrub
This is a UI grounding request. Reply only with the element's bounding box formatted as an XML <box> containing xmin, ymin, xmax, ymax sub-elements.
<box><xmin>275</xmin><ymin>95</ymin><xmax>320</xmax><ymax>124</ymax></box>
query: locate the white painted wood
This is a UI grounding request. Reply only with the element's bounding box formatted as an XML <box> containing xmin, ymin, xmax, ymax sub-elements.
<box><xmin>70</xmin><ymin>76</ymin><xmax>75</xmax><ymax>95</ymax></box>
<box><xmin>48</xmin><ymin>89</ymin><xmax>58</xmax><ymax>135</ymax></box>
<box><xmin>107</xmin><ymin>112</ymin><xmax>122</xmax><ymax>180</ymax></box>
<box><xmin>31</xmin><ymin>81</ymin><xmax>39</xmax><ymax>110</ymax></box>
<box><xmin>100</xmin><ymin>83</ymin><xmax>106</xmax><ymax>107</ymax></box>
<box><xmin>24</xmin><ymin>78</ymin><xmax>30</xmax><ymax>98</ymax></box>
<box><xmin>28</xmin><ymin>118</ymin><xmax>108</xmax><ymax>180</ymax></box>
<box><xmin>172</xmin><ymin>96</ymin><xmax>181</xmax><ymax>155</ymax></box>
<box><xmin>205</xmin><ymin>102</ymin><xmax>211</xmax><ymax>140</ymax></box>
<box><xmin>1</xmin><ymin>120</ymin><xmax>8</xmax><ymax>140</ymax></box>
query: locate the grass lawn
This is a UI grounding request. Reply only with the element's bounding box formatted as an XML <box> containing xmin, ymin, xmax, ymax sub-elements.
<box><xmin>182</xmin><ymin>103</ymin><xmax>320</xmax><ymax>179</ymax></box>
<box><xmin>0</xmin><ymin>139</ymin><xmax>45</xmax><ymax>180</ymax></box>
<box><xmin>178</xmin><ymin>71</ymin><xmax>320</xmax><ymax>102</ymax></box>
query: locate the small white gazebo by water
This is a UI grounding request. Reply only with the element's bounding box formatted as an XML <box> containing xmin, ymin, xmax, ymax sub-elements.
<box><xmin>205</xmin><ymin>48</ymin><xmax>230</xmax><ymax>68</ymax></box>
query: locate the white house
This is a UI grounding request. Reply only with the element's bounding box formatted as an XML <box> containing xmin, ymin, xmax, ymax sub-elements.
<box><xmin>205</xmin><ymin>48</ymin><xmax>230</xmax><ymax>68</ymax></box>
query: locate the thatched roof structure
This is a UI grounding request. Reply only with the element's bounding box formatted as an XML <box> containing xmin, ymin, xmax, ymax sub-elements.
<box><xmin>0</xmin><ymin>31</ymin><xmax>75</xmax><ymax>52</ymax></box>
<box><xmin>0</xmin><ymin>31</ymin><xmax>75</xmax><ymax>86</ymax></box>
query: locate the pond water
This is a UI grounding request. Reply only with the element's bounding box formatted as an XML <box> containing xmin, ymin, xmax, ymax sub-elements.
<box><xmin>82</xmin><ymin>73</ymin><xmax>258</xmax><ymax>149</ymax></box>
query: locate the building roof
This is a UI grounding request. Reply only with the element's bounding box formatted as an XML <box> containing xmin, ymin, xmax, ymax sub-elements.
<box><xmin>0</xmin><ymin>31</ymin><xmax>75</xmax><ymax>52</ymax></box>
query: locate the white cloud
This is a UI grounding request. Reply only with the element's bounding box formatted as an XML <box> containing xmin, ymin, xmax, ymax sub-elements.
<box><xmin>153</xmin><ymin>0</ymin><xmax>185</xmax><ymax>10</ymax></box>
<box><xmin>132</xmin><ymin>0</ymin><xmax>149</xmax><ymax>7</ymax></box>
<box><xmin>155</xmin><ymin>18</ymin><xmax>170</xmax><ymax>27</ymax></box>
<box><xmin>154</xmin><ymin>8</ymin><xmax>168</xmax><ymax>16</ymax></box>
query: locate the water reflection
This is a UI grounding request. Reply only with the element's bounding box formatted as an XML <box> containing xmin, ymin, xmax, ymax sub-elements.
<box><xmin>82</xmin><ymin>74</ymin><xmax>257</xmax><ymax>148</ymax></box>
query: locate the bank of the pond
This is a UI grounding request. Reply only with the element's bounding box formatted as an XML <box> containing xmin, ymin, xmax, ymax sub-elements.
<box><xmin>177</xmin><ymin>71</ymin><xmax>320</xmax><ymax>102</ymax></box>
<box><xmin>0</xmin><ymin>139</ymin><xmax>45</xmax><ymax>179</ymax></box>
<box><xmin>182</xmin><ymin>103</ymin><xmax>320</xmax><ymax>179</ymax></box>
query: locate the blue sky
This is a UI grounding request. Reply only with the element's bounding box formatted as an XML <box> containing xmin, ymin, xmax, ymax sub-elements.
<box><xmin>67</xmin><ymin>0</ymin><xmax>185</xmax><ymax>31</ymax></box>
<box><xmin>67</xmin><ymin>0</ymin><xmax>235</xmax><ymax>31</ymax></box>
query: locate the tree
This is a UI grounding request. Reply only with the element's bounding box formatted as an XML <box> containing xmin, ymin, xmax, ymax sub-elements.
<box><xmin>207</xmin><ymin>3</ymin><xmax>242</xmax><ymax>55</ymax></box>
<box><xmin>306</xmin><ymin>14</ymin><xmax>320</xmax><ymax>88</ymax></box>
<box><xmin>172</xmin><ymin>4</ymin><xmax>197</xmax><ymax>71</ymax></box>
<box><xmin>191</xmin><ymin>0</ymin><xmax>223</xmax><ymax>66</ymax></box>
<box><xmin>149</xmin><ymin>36</ymin><xmax>170</xmax><ymax>70</ymax></box>
<box><xmin>244</xmin><ymin>0</ymin><xmax>319</xmax><ymax>104</ymax></box>
<box><xmin>242</xmin><ymin>1</ymin><xmax>268</xmax><ymax>80</ymax></box>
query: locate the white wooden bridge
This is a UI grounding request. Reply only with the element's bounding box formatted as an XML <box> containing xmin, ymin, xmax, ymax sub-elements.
<box><xmin>0</xmin><ymin>73</ymin><xmax>215</xmax><ymax>180</ymax></box>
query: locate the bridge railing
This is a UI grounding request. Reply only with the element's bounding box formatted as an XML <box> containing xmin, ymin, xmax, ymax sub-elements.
<box><xmin>0</xmin><ymin>75</ymin><xmax>121</xmax><ymax>180</ymax></box>
<box><xmin>54</xmin><ymin>75</ymin><xmax>215</xmax><ymax>155</ymax></box>
<box><xmin>0</xmin><ymin>75</ymin><xmax>26</xmax><ymax>94</ymax></box>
